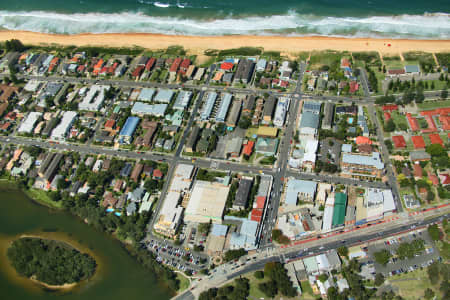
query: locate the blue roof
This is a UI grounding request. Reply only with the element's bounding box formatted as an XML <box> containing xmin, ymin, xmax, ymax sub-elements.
<box><xmin>285</xmin><ymin>179</ymin><xmax>317</xmax><ymax>205</ymax></box>
<box><xmin>120</xmin><ymin>116</ymin><xmax>140</xmax><ymax>137</ymax></box>
<box><xmin>211</xmin><ymin>224</ymin><xmax>228</xmax><ymax>236</ymax></box>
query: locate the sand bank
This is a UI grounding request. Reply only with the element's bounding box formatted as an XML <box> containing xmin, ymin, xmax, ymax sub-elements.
<box><xmin>0</xmin><ymin>31</ymin><xmax>449</xmax><ymax>56</ymax></box>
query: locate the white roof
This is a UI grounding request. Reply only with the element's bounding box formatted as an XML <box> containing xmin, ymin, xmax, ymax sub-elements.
<box><xmin>322</xmin><ymin>205</ymin><xmax>334</xmax><ymax>232</ymax></box>
<box><xmin>316</xmin><ymin>254</ymin><xmax>330</xmax><ymax>271</ymax></box>
<box><xmin>51</xmin><ymin>111</ymin><xmax>77</xmax><ymax>140</ymax></box>
<box><xmin>78</xmin><ymin>85</ymin><xmax>109</xmax><ymax>111</ymax></box>
<box><xmin>18</xmin><ymin>112</ymin><xmax>42</xmax><ymax>133</ymax></box>
<box><xmin>131</xmin><ymin>102</ymin><xmax>167</xmax><ymax>116</ymax></box>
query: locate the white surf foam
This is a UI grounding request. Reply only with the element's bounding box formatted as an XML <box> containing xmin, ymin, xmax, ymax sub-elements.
<box><xmin>0</xmin><ymin>10</ymin><xmax>448</xmax><ymax>39</ymax></box>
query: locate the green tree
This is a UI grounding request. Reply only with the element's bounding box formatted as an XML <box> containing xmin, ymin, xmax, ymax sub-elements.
<box><xmin>337</xmin><ymin>246</ymin><xmax>349</xmax><ymax>258</ymax></box>
<box><xmin>258</xmin><ymin>280</ymin><xmax>277</xmax><ymax>297</ymax></box>
<box><xmin>375</xmin><ymin>273</ymin><xmax>385</xmax><ymax>286</ymax></box>
<box><xmin>384</xmin><ymin>119</ymin><xmax>396</xmax><ymax>132</ymax></box>
<box><xmin>254</xmin><ymin>270</ymin><xmax>264</xmax><ymax>279</ymax></box>
<box><xmin>374</xmin><ymin>250</ymin><xmax>391</xmax><ymax>266</ymax></box>
<box><xmin>318</xmin><ymin>273</ymin><xmax>329</xmax><ymax>282</ymax></box>
<box><xmin>441</xmin><ymin>89</ymin><xmax>448</xmax><ymax>99</ymax></box>
<box><xmin>424</xmin><ymin>288</ymin><xmax>434</xmax><ymax>299</ymax></box>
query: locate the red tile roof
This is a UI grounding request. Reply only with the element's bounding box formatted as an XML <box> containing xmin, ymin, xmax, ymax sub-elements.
<box><xmin>169</xmin><ymin>57</ymin><xmax>182</xmax><ymax>73</ymax></box>
<box><xmin>384</xmin><ymin>112</ymin><xmax>391</xmax><ymax>121</ymax></box>
<box><xmin>145</xmin><ymin>57</ymin><xmax>156</xmax><ymax>71</ymax></box>
<box><xmin>411</xmin><ymin>135</ymin><xmax>426</xmax><ymax>149</ymax></box>
<box><xmin>440</xmin><ymin>115</ymin><xmax>450</xmax><ymax>131</ymax></box>
<box><xmin>392</xmin><ymin>136</ymin><xmax>406</xmax><ymax>148</ymax></box>
<box><xmin>387</xmin><ymin>69</ymin><xmax>405</xmax><ymax>75</ymax></box>
<box><xmin>153</xmin><ymin>169</ymin><xmax>163</xmax><ymax>179</ymax></box>
<box><xmin>422</xmin><ymin>115</ymin><xmax>438</xmax><ymax>133</ymax></box>
<box><xmin>413</xmin><ymin>164</ymin><xmax>423</xmax><ymax>178</ymax></box>
<box><xmin>382</xmin><ymin>105</ymin><xmax>398</xmax><ymax>112</ymax></box>
<box><xmin>104</xmin><ymin>119</ymin><xmax>115</xmax><ymax>130</ymax></box>
<box><xmin>356</xmin><ymin>136</ymin><xmax>372</xmax><ymax>145</ymax></box>
<box><xmin>349</xmin><ymin>81</ymin><xmax>359</xmax><ymax>93</ymax></box>
<box><xmin>255</xmin><ymin>196</ymin><xmax>266</xmax><ymax>209</ymax></box>
<box><xmin>242</xmin><ymin>140</ymin><xmax>254</xmax><ymax>156</ymax></box>
<box><xmin>132</xmin><ymin>66</ymin><xmax>145</xmax><ymax>77</ymax></box>
<box><xmin>407</xmin><ymin>113</ymin><xmax>420</xmax><ymax>131</ymax></box>
<box><xmin>250</xmin><ymin>208</ymin><xmax>263</xmax><ymax>223</ymax></box>
<box><xmin>427</xmin><ymin>171</ymin><xmax>439</xmax><ymax>185</ymax></box>
<box><xmin>220</xmin><ymin>62</ymin><xmax>234</xmax><ymax>71</ymax></box>
<box><xmin>439</xmin><ymin>174</ymin><xmax>450</xmax><ymax>185</ymax></box>
<box><xmin>428</xmin><ymin>134</ymin><xmax>443</xmax><ymax>146</ymax></box>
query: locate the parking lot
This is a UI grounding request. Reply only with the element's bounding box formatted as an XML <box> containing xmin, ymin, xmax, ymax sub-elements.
<box><xmin>144</xmin><ymin>239</ymin><xmax>208</xmax><ymax>274</ymax></box>
<box><xmin>367</xmin><ymin>229</ymin><xmax>440</xmax><ymax>277</ymax></box>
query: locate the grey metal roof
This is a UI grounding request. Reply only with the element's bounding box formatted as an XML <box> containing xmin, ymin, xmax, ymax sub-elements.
<box><xmin>300</xmin><ymin>111</ymin><xmax>319</xmax><ymax>129</ymax></box>
<box><xmin>216</xmin><ymin>93</ymin><xmax>232</xmax><ymax>122</ymax></box>
<box><xmin>342</xmin><ymin>152</ymin><xmax>384</xmax><ymax>169</ymax></box>
<box><xmin>233</xmin><ymin>178</ymin><xmax>253</xmax><ymax>208</ymax></box>
<box><xmin>303</xmin><ymin>101</ymin><xmax>321</xmax><ymax>114</ymax></box>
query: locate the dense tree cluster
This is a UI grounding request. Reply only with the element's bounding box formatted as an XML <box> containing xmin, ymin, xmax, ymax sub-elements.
<box><xmin>224</xmin><ymin>248</ymin><xmax>247</xmax><ymax>262</ymax></box>
<box><xmin>7</xmin><ymin>238</ymin><xmax>96</xmax><ymax>285</ymax></box>
<box><xmin>199</xmin><ymin>277</ymin><xmax>250</xmax><ymax>300</ymax></box>
<box><xmin>260</xmin><ymin>262</ymin><xmax>297</xmax><ymax>297</ymax></box>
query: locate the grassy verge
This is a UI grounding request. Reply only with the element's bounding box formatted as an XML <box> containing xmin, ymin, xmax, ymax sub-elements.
<box><xmin>176</xmin><ymin>273</ymin><xmax>190</xmax><ymax>293</ymax></box>
<box><xmin>388</xmin><ymin>268</ymin><xmax>439</xmax><ymax>300</ymax></box>
<box><xmin>24</xmin><ymin>188</ymin><xmax>63</xmax><ymax>209</ymax></box>
<box><xmin>417</xmin><ymin>99</ymin><xmax>450</xmax><ymax>110</ymax></box>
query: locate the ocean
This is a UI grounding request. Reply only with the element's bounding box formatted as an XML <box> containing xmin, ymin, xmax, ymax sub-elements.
<box><xmin>0</xmin><ymin>0</ymin><xmax>449</xmax><ymax>38</ymax></box>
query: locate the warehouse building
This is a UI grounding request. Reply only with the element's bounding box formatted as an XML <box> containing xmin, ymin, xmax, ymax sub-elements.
<box><xmin>184</xmin><ymin>180</ymin><xmax>230</xmax><ymax>224</ymax></box>
<box><xmin>285</xmin><ymin>179</ymin><xmax>317</xmax><ymax>206</ymax></box>
<box><xmin>137</xmin><ymin>88</ymin><xmax>156</xmax><ymax>102</ymax></box>
<box><xmin>154</xmin><ymin>89</ymin><xmax>174</xmax><ymax>103</ymax></box>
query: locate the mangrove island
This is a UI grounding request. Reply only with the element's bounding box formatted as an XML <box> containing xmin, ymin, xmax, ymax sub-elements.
<box><xmin>7</xmin><ymin>237</ymin><xmax>96</xmax><ymax>287</ymax></box>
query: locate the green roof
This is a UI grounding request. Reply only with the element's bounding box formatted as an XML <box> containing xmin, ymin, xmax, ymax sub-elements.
<box><xmin>332</xmin><ymin>192</ymin><xmax>347</xmax><ymax>227</ymax></box>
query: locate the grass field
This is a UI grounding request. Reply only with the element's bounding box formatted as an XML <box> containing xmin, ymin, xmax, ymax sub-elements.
<box><xmin>417</xmin><ymin>99</ymin><xmax>450</xmax><ymax>110</ymax></box>
<box><xmin>25</xmin><ymin>188</ymin><xmax>63</xmax><ymax>209</ymax></box>
<box><xmin>176</xmin><ymin>273</ymin><xmax>190</xmax><ymax>293</ymax></box>
<box><xmin>390</xmin><ymin>111</ymin><xmax>408</xmax><ymax>131</ymax></box>
<box><xmin>389</xmin><ymin>269</ymin><xmax>441</xmax><ymax>300</ymax></box>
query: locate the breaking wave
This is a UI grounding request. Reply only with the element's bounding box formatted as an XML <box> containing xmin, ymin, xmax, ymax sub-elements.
<box><xmin>0</xmin><ymin>10</ymin><xmax>449</xmax><ymax>39</ymax></box>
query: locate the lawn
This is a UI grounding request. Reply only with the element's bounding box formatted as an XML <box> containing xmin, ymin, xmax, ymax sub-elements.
<box><xmin>308</xmin><ymin>50</ymin><xmax>348</xmax><ymax>69</ymax></box>
<box><xmin>246</xmin><ymin>274</ymin><xmax>267</xmax><ymax>299</ymax></box>
<box><xmin>176</xmin><ymin>273</ymin><xmax>190</xmax><ymax>293</ymax></box>
<box><xmin>417</xmin><ymin>99</ymin><xmax>450</xmax><ymax>110</ymax></box>
<box><xmin>389</xmin><ymin>268</ymin><xmax>439</xmax><ymax>300</ymax></box>
<box><xmin>390</xmin><ymin>111</ymin><xmax>408</xmax><ymax>131</ymax></box>
<box><xmin>300</xmin><ymin>280</ymin><xmax>316</xmax><ymax>299</ymax></box>
<box><xmin>245</xmin><ymin>127</ymin><xmax>258</xmax><ymax>139</ymax></box>
<box><xmin>25</xmin><ymin>188</ymin><xmax>63</xmax><ymax>209</ymax></box>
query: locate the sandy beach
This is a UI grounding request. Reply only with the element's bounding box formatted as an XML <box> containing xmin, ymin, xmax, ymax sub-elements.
<box><xmin>0</xmin><ymin>30</ymin><xmax>449</xmax><ymax>57</ymax></box>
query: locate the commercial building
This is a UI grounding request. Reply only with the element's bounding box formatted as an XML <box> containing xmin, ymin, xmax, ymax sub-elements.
<box><xmin>273</xmin><ymin>97</ymin><xmax>290</xmax><ymax>127</ymax></box>
<box><xmin>322</xmin><ymin>103</ymin><xmax>334</xmax><ymax>130</ymax></box>
<box><xmin>131</xmin><ymin>102</ymin><xmax>167</xmax><ymax>117</ymax></box>
<box><xmin>322</xmin><ymin>193</ymin><xmax>335</xmax><ymax>232</ymax></box>
<box><xmin>285</xmin><ymin>179</ymin><xmax>317</xmax><ymax>206</ymax></box>
<box><xmin>341</xmin><ymin>152</ymin><xmax>384</xmax><ymax>178</ymax></box>
<box><xmin>332</xmin><ymin>192</ymin><xmax>347</xmax><ymax>227</ymax></box>
<box><xmin>184</xmin><ymin>180</ymin><xmax>230</xmax><ymax>224</ymax></box>
<box><xmin>299</xmin><ymin>111</ymin><xmax>320</xmax><ymax>138</ymax></box>
<box><xmin>229</xmin><ymin>219</ymin><xmax>259</xmax><ymax>250</ymax></box>
<box><xmin>201</xmin><ymin>92</ymin><xmax>217</xmax><ymax>121</ymax></box>
<box><xmin>18</xmin><ymin>112</ymin><xmax>42</xmax><ymax>134</ymax></box>
<box><xmin>303</xmin><ymin>101</ymin><xmax>321</xmax><ymax>114</ymax></box>
<box><xmin>263</xmin><ymin>96</ymin><xmax>277</xmax><ymax>123</ymax></box>
<box><xmin>215</xmin><ymin>93</ymin><xmax>232</xmax><ymax>122</ymax></box>
<box><xmin>79</xmin><ymin>85</ymin><xmax>110</xmax><ymax>111</ymax></box>
<box><xmin>50</xmin><ymin>111</ymin><xmax>77</xmax><ymax>141</ymax></box>
<box><xmin>119</xmin><ymin>116</ymin><xmax>140</xmax><ymax>144</ymax></box>
<box><xmin>173</xmin><ymin>90</ymin><xmax>192</xmax><ymax>110</ymax></box>
<box><xmin>255</xmin><ymin>137</ymin><xmax>279</xmax><ymax>156</ymax></box>
<box><xmin>232</xmin><ymin>178</ymin><xmax>253</xmax><ymax>210</ymax></box>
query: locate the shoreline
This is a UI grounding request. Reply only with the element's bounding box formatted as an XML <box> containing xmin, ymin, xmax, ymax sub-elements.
<box><xmin>1</xmin><ymin>30</ymin><xmax>450</xmax><ymax>56</ymax></box>
<box><xmin>1</xmin><ymin>233</ymin><xmax>101</xmax><ymax>292</ymax></box>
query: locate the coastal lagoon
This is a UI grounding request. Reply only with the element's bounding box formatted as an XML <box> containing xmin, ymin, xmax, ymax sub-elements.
<box><xmin>0</xmin><ymin>183</ymin><xmax>173</xmax><ymax>300</ymax></box>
